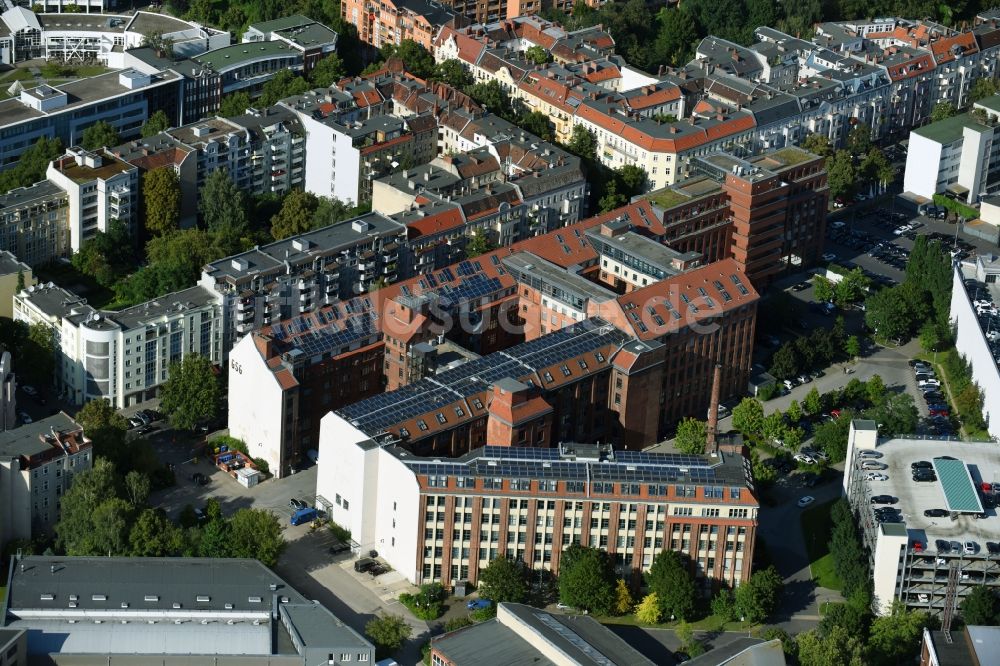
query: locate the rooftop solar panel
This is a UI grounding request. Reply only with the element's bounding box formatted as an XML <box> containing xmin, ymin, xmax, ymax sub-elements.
<box><xmin>934</xmin><ymin>457</ymin><xmax>984</xmax><ymax>513</ymax></box>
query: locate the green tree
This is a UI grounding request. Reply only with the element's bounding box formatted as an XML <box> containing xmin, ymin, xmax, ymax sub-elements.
<box><xmin>710</xmin><ymin>587</ymin><xmax>738</xmax><ymax>621</ymax></box>
<box><xmin>558</xmin><ymin>544</ymin><xmax>617</xmax><ymax>614</ymax></box>
<box><xmin>525</xmin><ymin>45</ymin><xmax>550</xmax><ymax>65</ymax></box>
<box><xmin>961</xmin><ymin>585</ymin><xmax>999</xmax><ymax>625</ymax></box>
<box><xmin>519</xmin><ymin>111</ymin><xmax>553</xmax><ymax>141</ymax></box>
<box><xmin>647</xmin><ymin>550</ymin><xmax>696</xmax><ymax>620</ymax></box>
<box><xmin>160</xmin><ymin>354</ymin><xmax>220</xmax><ymax>431</ymax></box>
<box><xmin>867</xmin><ymin>602</ymin><xmax>933</xmax><ymax>665</ymax></box>
<box><xmin>827</xmin><ymin>150</ymin><xmax>856</xmax><ymax>200</ymax></box>
<box><xmin>814</xmin><ymin>414</ymin><xmax>853</xmax><ymax>462</ymax></box>
<box><xmin>271</xmin><ymin>190</ymin><xmax>320</xmax><ymax>240</ymax></box>
<box><xmin>465</xmin><ymin>229</ymin><xmax>496</xmax><ymax>258</ymax></box>
<box><xmin>259</xmin><ymin>70</ymin><xmax>311</xmax><ymax>107</ymax></box>
<box><xmin>615</xmin><ymin>164</ymin><xmax>647</xmax><ymax>195</ymax></box>
<box><xmin>653</xmin><ymin>6</ymin><xmax>698</xmax><ymax>66</ymax></box>
<box><xmin>81</xmin><ymin>120</ymin><xmax>120</xmax><ymax>151</ymax></box>
<box><xmin>380</xmin><ymin>39</ymin><xmax>435</xmax><ymax>79</ymax></box>
<box><xmin>931</xmin><ymin>101</ymin><xmax>957</xmax><ymax>122</ymax></box>
<box><xmin>365</xmin><ymin>613</ymin><xmax>412</xmax><ymax>658</ymax></box>
<box><xmin>55</xmin><ymin>458</ymin><xmax>122</xmax><ymax>555</ymax></box>
<box><xmin>199</xmin><ymin>169</ymin><xmax>249</xmax><ymax>239</ymax></box>
<box><xmin>813</xmin><ymin>275</ymin><xmax>835</xmax><ymax>302</ymax></box>
<box><xmin>769</xmin><ymin>342</ymin><xmax>800</xmax><ymax>380</ymax></box>
<box><xmin>310</xmin><ymin>52</ymin><xmax>346</xmax><ymax>88</ymax></box>
<box><xmin>123</xmin><ymin>470</ymin><xmax>151</xmax><ymax>507</ymax></box>
<box><xmin>846</xmin><ymin>124</ymin><xmax>872</xmax><ymax>158</ymax></box>
<box><xmin>598</xmin><ymin>180</ymin><xmax>627</xmax><ymax>213</ymax></box>
<box><xmin>796</xmin><ymin>625</ymin><xmax>865</xmax><ymax>666</ymax></box>
<box><xmin>866</xmin><ymin>374</ymin><xmax>886</xmax><ymax>406</ymax></box>
<box><xmin>227</xmin><ymin>508</ymin><xmax>285</xmax><ymax>567</ymax></box>
<box><xmin>970</xmin><ymin>77</ymin><xmax>999</xmax><ymax>104</ymax></box>
<box><xmin>833</xmin><ymin>268</ymin><xmax>871</xmax><ymax>305</ymax></box>
<box><xmin>865</xmin><ymin>285</ymin><xmax>918</xmax><ymax>342</ymax></box>
<box><xmin>0</xmin><ymin>136</ymin><xmax>63</xmax><ymax>192</ymax></box>
<box><xmin>845</xmin><ymin>335</ymin><xmax>861</xmax><ymax>359</ymax></box>
<box><xmin>16</xmin><ymin>269</ymin><xmax>25</xmax><ymax>292</ymax></box>
<box><xmin>219</xmin><ymin>91</ymin><xmax>252</xmax><ymax>117</ymax></box>
<box><xmin>143</xmin><ymin>167</ymin><xmax>181</xmax><ymax>237</ymax></box>
<box><xmin>129</xmin><ymin>508</ymin><xmax>185</xmax><ymax>556</ymax></box>
<box><xmin>89</xmin><ymin>498</ymin><xmax>133</xmax><ymax>556</ymax></box>
<box><xmin>142</xmin><ymin>31</ymin><xmax>174</xmax><ymax>57</ymax></box>
<box><xmin>141</xmin><ymin>109</ymin><xmax>171</xmax><ymax>137</ymax></box>
<box><xmin>762</xmin><ymin>411</ymin><xmax>786</xmax><ymax>443</ymax></box>
<box><xmin>635</xmin><ymin>592</ymin><xmax>662</xmax><ymax>624</ymax></box>
<box><xmin>803</xmin><ymin>387</ymin><xmax>823</xmax><ymax>416</ymax></box>
<box><xmin>674</xmin><ymin>417</ymin><xmax>706</xmax><ymax>455</ymax></box>
<box><xmin>732</xmin><ymin>397</ymin><xmax>765</xmax><ymax>439</ymax></box>
<box><xmin>801</xmin><ymin>133</ymin><xmax>833</xmax><ymax>158</ymax></box>
<box><xmin>785</xmin><ymin>400</ymin><xmax>802</xmax><ymax>425</ymax></box>
<box><xmin>860</xmin><ymin>148</ymin><xmax>893</xmax><ymax>191</ymax></box>
<box><xmin>477</xmin><ymin>556</ymin><xmax>528</xmax><ymax>605</ymax></box>
<box><xmin>431</xmin><ymin>59</ymin><xmax>472</xmax><ymax>89</ymax></box>
<box><xmin>613</xmin><ymin>579</ymin><xmax>634</xmax><ymax>615</ymax></box>
<box><xmin>465</xmin><ymin>80</ymin><xmax>517</xmax><ymax>122</ymax></box>
<box><xmin>566</xmin><ymin>125</ymin><xmax>597</xmax><ymax>161</ymax></box>
<box><xmin>734</xmin><ymin>566</ymin><xmax>783</xmax><ymax>623</ymax></box>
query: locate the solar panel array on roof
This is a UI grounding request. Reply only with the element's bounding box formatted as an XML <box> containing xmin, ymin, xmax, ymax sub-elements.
<box><xmin>339</xmin><ymin>318</ymin><xmax>629</xmax><ymax>434</ymax></box>
<box><xmin>934</xmin><ymin>457</ymin><xmax>984</xmax><ymax>513</ymax></box>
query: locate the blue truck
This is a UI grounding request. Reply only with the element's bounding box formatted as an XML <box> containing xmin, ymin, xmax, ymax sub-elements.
<box><xmin>290</xmin><ymin>507</ymin><xmax>318</xmax><ymax>526</ymax></box>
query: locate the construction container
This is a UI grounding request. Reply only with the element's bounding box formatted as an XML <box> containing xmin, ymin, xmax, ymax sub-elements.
<box><xmin>236</xmin><ymin>467</ymin><xmax>260</xmax><ymax>488</ymax></box>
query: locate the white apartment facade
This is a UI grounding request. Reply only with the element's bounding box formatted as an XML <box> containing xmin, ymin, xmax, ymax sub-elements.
<box><xmin>282</xmin><ymin>97</ymin><xmax>363</xmax><ymax>205</ymax></box>
<box><xmin>0</xmin><ymin>413</ymin><xmax>92</xmax><ymax>548</ymax></box>
<box><xmin>0</xmin><ymin>351</ymin><xmax>15</xmax><ymax>432</ymax></box>
<box><xmin>13</xmin><ymin>283</ymin><xmax>223</xmax><ymax>408</ymax></box>
<box><xmin>903</xmin><ymin>99</ymin><xmax>1000</xmax><ymax>204</ymax></box>
<box><xmin>45</xmin><ymin>147</ymin><xmax>139</xmax><ymax>249</ymax></box>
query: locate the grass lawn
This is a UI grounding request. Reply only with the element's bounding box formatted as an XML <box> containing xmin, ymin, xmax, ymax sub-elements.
<box><xmin>0</xmin><ymin>68</ymin><xmax>36</xmax><ymax>83</ymax></box>
<box><xmin>71</xmin><ymin>65</ymin><xmax>110</xmax><ymax>78</ymax></box>
<box><xmin>800</xmin><ymin>499</ymin><xmax>842</xmax><ymax>591</ymax></box>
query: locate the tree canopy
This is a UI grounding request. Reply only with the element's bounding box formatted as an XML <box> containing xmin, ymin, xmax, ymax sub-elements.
<box><xmin>141</xmin><ymin>110</ymin><xmax>171</xmax><ymax>137</ymax></box>
<box><xmin>142</xmin><ymin>167</ymin><xmax>182</xmax><ymax>237</ymax></box>
<box><xmin>674</xmin><ymin>417</ymin><xmax>707</xmax><ymax>454</ymax></box>
<box><xmin>647</xmin><ymin>550</ymin><xmax>696</xmax><ymax>620</ymax></box>
<box><xmin>477</xmin><ymin>556</ymin><xmax>528</xmax><ymax>605</ymax></box>
<box><xmin>81</xmin><ymin>121</ymin><xmax>120</xmax><ymax>151</ymax></box>
<box><xmin>558</xmin><ymin>545</ymin><xmax>617</xmax><ymax>614</ymax></box>
<box><xmin>159</xmin><ymin>354</ymin><xmax>221</xmax><ymax>431</ymax></box>
<box><xmin>0</xmin><ymin>136</ymin><xmax>63</xmax><ymax>193</ymax></box>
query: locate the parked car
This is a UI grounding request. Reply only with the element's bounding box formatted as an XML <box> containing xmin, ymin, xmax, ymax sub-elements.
<box><xmin>918</xmin><ymin>379</ymin><xmax>941</xmax><ymax>389</ymax></box>
<box><xmin>128</xmin><ymin>417</ymin><xmax>143</xmax><ymax>429</ymax></box>
<box><xmin>137</xmin><ymin>425</ymin><xmax>155</xmax><ymax>435</ymax></box>
<box><xmin>797</xmin><ymin>496</ymin><xmax>816</xmax><ymax>508</ymax></box>
<box><xmin>924</xmin><ymin>509</ymin><xmax>949</xmax><ymax>517</ymax></box>
<box><xmin>18</xmin><ymin>412</ymin><xmax>32</xmax><ymax>424</ymax></box>
<box><xmin>793</xmin><ymin>454</ymin><xmax>815</xmax><ymax>465</ymax></box>
<box><xmin>870</xmin><ymin>495</ymin><xmax>895</xmax><ymax>504</ymax></box>
<box><xmin>467</xmin><ymin>599</ymin><xmax>493</xmax><ymax>610</ymax></box>
<box><xmin>329</xmin><ymin>543</ymin><xmax>351</xmax><ymax>556</ymax></box>
<box><xmin>911</xmin><ymin>461</ymin><xmax>933</xmax><ymax>470</ymax></box>
<box><xmin>289</xmin><ymin>498</ymin><xmax>306</xmax><ymax>510</ymax></box>
<box><xmin>862</xmin><ymin>461</ymin><xmax>888</xmax><ymax>470</ymax></box>
<box><xmin>354</xmin><ymin>558</ymin><xmax>377</xmax><ymax>574</ymax></box>
<box><xmin>21</xmin><ymin>385</ymin><xmax>36</xmax><ymax>396</ymax></box>
<box><xmin>987</xmin><ymin>542</ymin><xmax>1000</xmax><ymax>555</ymax></box>
<box><xmin>966</xmin><ymin>541</ymin><xmax>978</xmax><ymax>555</ymax></box>
<box><xmin>190</xmin><ymin>472</ymin><xmax>209</xmax><ymax>486</ymax></box>
<box><xmin>822</xmin><ymin>252</ymin><xmax>838</xmax><ymax>262</ymax></box>
<box><xmin>796</xmin><ymin>374</ymin><xmax>812</xmax><ymax>384</ymax></box>
<box><xmin>859</xmin><ymin>450</ymin><xmax>883</xmax><ymax>459</ymax></box>
<box><xmin>866</xmin><ymin>472</ymin><xmax>889</xmax><ymax>481</ymax></box>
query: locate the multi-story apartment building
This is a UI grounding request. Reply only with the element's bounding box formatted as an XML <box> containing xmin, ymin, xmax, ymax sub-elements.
<box><xmin>0</xmin><ymin>68</ymin><xmax>181</xmax><ymax>169</ymax></box>
<box><xmin>200</xmin><ymin>212</ymin><xmax>407</xmax><ymax>346</ymax></box>
<box><xmin>0</xmin><ymin>181</ymin><xmax>70</xmax><ymax>267</ymax></box>
<box><xmin>13</xmin><ymin>283</ymin><xmax>223</xmax><ymax>407</ymax></box>
<box><xmin>282</xmin><ymin>88</ymin><xmax>438</xmax><ymax>204</ymax></box>
<box><xmin>0</xmin><ymin>252</ymin><xmax>34</xmax><ymax>320</ymax></box>
<box><xmin>241</xmin><ymin>14</ymin><xmax>338</xmax><ymax>72</ymax></box>
<box><xmin>0</xmin><ymin>352</ymin><xmax>15</xmax><ymax>432</ymax></box>
<box><xmin>317</xmin><ymin>421</ymin><xmax>759</xmax><ymax>590</ymax></box>
<box><xmin>0</xmin><ymin>413</ymin><xmax>91</xmax><ymax>549</ymax></box>
<box><xmin>904</xmin><ymin>95</ymin><xmax>1000</xmax><ymax>204</ymax></box>
<box><xmin>341</xmin><ymin>0</ymin><xmax>455</xmax><ymax>52</ymax></box>
<box><xmin>0</xmin><ymin>10</ymin><xmax>229</xmax><ymax>66</ymax></box>
<box><xmin>46</xmin><ymin>147</ymin><xmax>139</xmax><ymax>249</ymax></box>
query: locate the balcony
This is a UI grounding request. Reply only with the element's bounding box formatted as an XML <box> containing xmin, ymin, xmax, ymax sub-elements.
<box><xmin>235</xmin><ymin>322</ymin><xmax>253</xmax><ymax>335</ymax></box>
<box><xmin>237</xmin><ymin>308</ymin><xmax>254</xmax><ymax>322</ymax></box>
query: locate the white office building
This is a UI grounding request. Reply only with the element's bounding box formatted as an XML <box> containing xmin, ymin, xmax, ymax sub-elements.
<box><xmin>13</xmin><ymin>283</ymin><xmax>223</xmax><ymax>408</ymax></box>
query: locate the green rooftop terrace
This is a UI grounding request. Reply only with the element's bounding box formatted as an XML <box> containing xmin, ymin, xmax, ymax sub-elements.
<box><xmin>645</xmin><ymin>187</ymin><xmax>693</xmax><ymax>210</ymax></box>
<box><xmin>766</xmin><ymin>146</ymin><xmax>815</xmax><ymax>166</ymax></box>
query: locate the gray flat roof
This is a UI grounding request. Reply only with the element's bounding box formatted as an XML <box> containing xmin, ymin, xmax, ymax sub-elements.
<box><xmin>37</xmin><ymin>13</ymin><xmax>128</xmax><ymax>32</ymax></box>
<box><xmin>0</xmin><ymin>69</ymin><xmax>179</xmax><ymax>128</ymax></box>
<box><xmin>502</xmin><ymin>252</ymin><xmax>616</xmax><ymax>305</ymax></box>
<box><xmin>125</xmin><ymin>11</ymin><xmax>199</xmax><ymax>36</ymax></box>
<box><xmin>204</xmin><ymin>213</ymin><xmax>404</xmax><ymax>285</ymax></box>
<box><xmin>7</xmin><ymin>556</ymin><xmax>308</xmax><ymax>613</ymax></box>
<box><xmin>16</xmin><ymin>283</ymin><xmax>95</xmax><ymax>323</ymax></box>
<box><xmin>585</xmin><ymin>228</ymin><xmax>698</xmax><ymax>276</ymax></box>
<box><xmin>194</xmin><ymin>42</ymin><xmax>298</xmax><ymax>72</ymax></box>
<box><xmin>0</xmin><ymin>180</ymin><xmax>66</xmax><ymax>211</ymax></box>
<box><xmin>432</xmin><ymin>619</ymin><xmax>557</xmax><ymax>665</ymax></box>
<box><xmin>109</xmin><ymin>285</ymin><xmax>218</xmax><ymax>329</ymax></box>
<box><xmin>280</xmin><ymin>603</ymin><xmax>370</xmax><ymax>652</ymax></box>
<box><xmin>0</xmin><ymin>413</ymin><xmax>77</xmax><ymax>461</ymax></box>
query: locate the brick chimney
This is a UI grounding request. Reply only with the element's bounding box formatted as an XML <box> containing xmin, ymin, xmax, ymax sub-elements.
<box><xmin>706</xmin><ymin>364</ymin><xmax>722</xmax><ymax>455</ymax></box>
